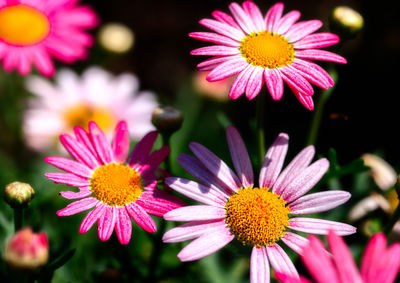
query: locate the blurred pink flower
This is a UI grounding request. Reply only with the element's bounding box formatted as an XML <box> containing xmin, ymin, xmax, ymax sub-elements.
<box><xmin>44</xmin><ymin>121</ymin><xmax>184</xmax><ymax>244</ymax></box>
<box><xmin>24</xmin><ymin>67</ymin><xmax>157</xmax><ymax>152</ymax></box>
<box><xmin>190</xmin><ymin>1</ymin><xmax>347</xmax><ymax>110</ymax></box>
<box><xmin>163</xmin><ymin>126</ymin><xmax>355</xmax><ymax>283</ymax></box>
<box><xmin>0</xmin><ymin>0</ymin><xmax>97</xmax><ymax>76</ymax></box>
<box><xmin>276</xmin><ymin>231</ymin><xmax>400</xmax><ymax>283</ymax></box>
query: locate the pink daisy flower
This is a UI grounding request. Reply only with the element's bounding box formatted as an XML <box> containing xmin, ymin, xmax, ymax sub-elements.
<box><xmin>24</xmin><ymin>67</ymin><xmax>157</xmax><ymax>152</ymax></box>
<box><xmin>276</xmin><ymin>231</ymin><xmax>400</xmax><ymax>283</ymax></box>
<box><xmin>0</xmin><ymin>0</ymin><xmax>97</xmax><ymax>77</ymax></box>
<box><xmin>162</xmin><ymin>126</ymin><xmax>355</xmax><ymax>282</ymax></box>
<box><xmin>44</xmin><ymin>121</ymin><xmax>184</xmax><ymax>244</ymax></box>
<box><xmin>190</xmin><ymin>1</ymin><xmax>347</xmax><ymax>110</ymax></box>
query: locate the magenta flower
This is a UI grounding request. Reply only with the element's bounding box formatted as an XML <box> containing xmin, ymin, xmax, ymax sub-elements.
<box><xmin>44</xmin><ymin>121</ymin><xmax>184</xmax><ymax>244</ymax></box>
<box><xmin>190</xmin><ymin>1</ymin><xmax>346</xmax><ymax>110</ymax></box>
<box><xmin>0</xmin><ymin>0</ymin><xmax>98</xmax><ymax>77</ymax></box>
<box><xmin>163</xmin><ymin>126</ymin><xmax>355</xmax><ymax>282</ymax></box>
<box><xmin>276</xmin><ymin>231</ymin><xmax>400</xmax><ymax>283</ymax></box>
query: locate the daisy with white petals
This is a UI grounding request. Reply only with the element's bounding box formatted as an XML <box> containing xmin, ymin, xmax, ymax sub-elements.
<box><xmin>163</xmin><ymin>126</ymin><xmax>355</xmax><ymax>282</ymax></box>
<box><xmin>190</xmin><ymin>1</ymin><xmax>347</xmax><ymax>110</ymax></box>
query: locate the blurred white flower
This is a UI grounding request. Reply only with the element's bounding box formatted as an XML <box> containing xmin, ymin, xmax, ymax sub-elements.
<box><xmin>98</xmin><ymin>23</ymin><xmax>134</xmax><ymax>54</ymax></box>
<box><xmin>362</xmin><ymin>153</ymin><xmax>397</xmax><ymax>191</ymax></box>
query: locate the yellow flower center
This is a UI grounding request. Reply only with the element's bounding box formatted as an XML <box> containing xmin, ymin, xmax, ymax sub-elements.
<box><xmin>63</xmin><ymin>104</ymin><xmax>116</xmax><ymax>132</ymax></box>
<box><xmin>225</xmin><ymin>187</ymin><xmax>290</xmax><ymax>247</ymax></box>
<box><xmin>240</xmin><ymin>31</ymin><xmax>295</xmax><ymax>69</ymax></box>
<box><xmin>90</xmin><ymin>163</ymin><xmax>143</xmax><ymax>206</ymax></box>
<box><xmin>0</xmin><ymin>5</ymin><xmax>50</xmax><ymax>46</ymax></box>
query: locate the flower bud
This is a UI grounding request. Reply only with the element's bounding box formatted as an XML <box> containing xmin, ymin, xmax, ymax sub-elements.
<box><xmin>361</xmin><ymin>154</ymin><xmax>397</xmax><ymax>191</ymax></box>
<box><xmin>330</xmin><ymin>6</ymin><xmax>364</xmax><ymax>39</ymax></box>
<box><xmin>98</xmin><ymin>23</ymin><xmax>134</xmax><ymax>54</ymax></box>
<box><xmin>4</xmin><ymin>182</ymin><xmax>35</xmax><ymax>208</ymax></box>
<box><xmin>151</xmin><ymin>106</ymin><xmax>183</xmax><ymax>136</ymax></box>
<box><xmin>4</xmin><ymin>227</ymin><xmax>49</xmax><ymax>270</ymax></box>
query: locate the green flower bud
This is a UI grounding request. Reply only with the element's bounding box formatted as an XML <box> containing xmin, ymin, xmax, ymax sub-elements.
<box><xmin>4</xmin><ymin>182</ymin><xmax>35</xmax><ymax>208</ymax></box>
<box><xmin>151</xmin><ymin>106</ymin><xmax>183</xmax><ymax>136</ymax></box>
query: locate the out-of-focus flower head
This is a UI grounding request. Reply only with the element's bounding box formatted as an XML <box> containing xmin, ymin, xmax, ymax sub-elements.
<box><xmin>362</xmin><ymin>154</ymin><xmax>397</xmax><ymax>191</ymax></box>
<box><xmin>0</xmin><ymin>0</ymin><xmax>98</xmax><ymax>77</ymax></box>
<box><xmin>163</xmin><ymin>126</ymin><xmax>355</xmax><ymax>282</ymax></box>
<box><xmin>276</xmin><ymin>231</ymin><xmax>400</xmax><ymax>283</ymax></box>
<box><xmin>44</xmin><ymin>121</ymin><xmax>184</xmax><ymax>244</ymax></box>
<box><xmin>4</xmin><ymin>227</ymin><xmax>49</xmax><ymax>271</ymax></box>
<box><xmin>98</xmin><ymin>23</ymin><xmax>135</xmax><ymax>54</ymax></box>
<box><xmin>190</xmin><ymin>1</ymin><xmax>347</xmax><ymax>110</ymax></box>
<box><xmin>330</xmin><ymin>6</ymin><xmax>364</xmax><ymax>39</ymax></box>
<box><xmin>4</xmin><ymin>182</ymin><xmax>35</xmax><ymax>208</ymax></box>
<box><xmin>193</xmin><ymin>71</ymin><xmax>233</xmax><ymax>102</ymax></box>
<box><xmin>24</xmin><ymin>67</ymin><xmax>157</xmax><ymax>152</ymax></box>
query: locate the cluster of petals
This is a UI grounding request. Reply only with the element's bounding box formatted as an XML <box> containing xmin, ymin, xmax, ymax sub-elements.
<box><xmin>44</xmin><ymin>121</ymin><xmax>184</xmax><ymax>244</ymax></box>
<box><xmin>190</xmin><ymin>1</ymin><xmax>347</xmax><ymax>110</ymax></box>
<box><xmin>24</xmin><ymin>67</ymin><xmax>157</xmax><ymax>152</ymax></box>
<box><xmin>0</xmin><ymin>0</ymin><xmax>98</xmax><ymax>76</ymax></box>
<box><xmin>276</xmin><ymin>231</ymin><xmax>400</xmax><ymax>283</ymax></box>
<box><xmin>162</xmin><ymin>126</ymin><xmax>355</xmax><ymax>282</ymax></box>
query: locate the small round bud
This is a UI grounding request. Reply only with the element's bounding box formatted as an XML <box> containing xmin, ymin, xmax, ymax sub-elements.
<box><xmin>330</xmin><ymin>6</ymin><xmax>364</xmax><ymax>39</ymax></box>
<box><xmin>151</xmin><ymin>106</ymin><xmax>183</xmax><ymax>136</ymax></box>
<box><xmin>4</xmin><ymin>227</ymin><xmax>49</xmax><ymax>271</ymax></box>
<box><xmin>98</xmin><ymin>23</ymin><xmax>134</xmax><ymax>54</ymax></box>
<box><xmin>4</xmin><ymin>182</ymin><xmax>35</xmax><ymax>208</ymax></box>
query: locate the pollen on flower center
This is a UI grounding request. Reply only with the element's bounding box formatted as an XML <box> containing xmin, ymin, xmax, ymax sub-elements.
<box><xmin>240</xmin><ymin>31</ymin><xmax>295</xmax><ymax>69</ymax></box>
<box><xmin>0</xmin><ymin>5</ymin><xmax>50</xmax><ymax>45</ymax></box>
<box><xmin>63</xmin><ymin>104</ymin><xmax>116</xmax><ymax>131</ymax></box>
<box><xmin>90</xmin><ymin>163</ymin><xmax>143</xmax><ymax>206</ymax></box>
<box><xmin>225</xmin><ymin>187</ymin><xmax>290</xmax><ymax>247</ymax></box>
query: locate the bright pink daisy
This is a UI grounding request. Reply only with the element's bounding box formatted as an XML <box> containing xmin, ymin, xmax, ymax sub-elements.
<box><xmin>190</xmin><ymin>1</ymin><xmax>347</xmax><ymax>110</ymax></box>
<box><xmin>163</xmin><ymin>126</ymin><xmax>355</xmax><ymax>282</ymax></box>
<box><xmin>276</xmin><ymin>231</ymin><xmax>400</xmax><ymax>283</ymax></box>
<box><xmin>0</xmin><ymin>0</ymin><xmax>98</xmax><ymax>77</ymax></box>
<box><xmin>44</xmin><ymin>121</ymin><xmax>184</xmax><ymax>244</ymax></box>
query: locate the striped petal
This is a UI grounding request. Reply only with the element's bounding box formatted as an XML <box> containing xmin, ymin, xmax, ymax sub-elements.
<box><xmin>197</xmin><ymin>56</ymin><xmax>239</xmax><ymax>71</ymax></box>
<box><xmin>79</xmin><ymin>203</ymin><xmax>107</xmax><ymax>233</ymax></box>
<box><xmin>276</xmin><ymin>11</ymin><xmax>301</xmax><ymax>35</ymax></box>
<box><xmin>57</xmin><ymin>197</ymin><xmax>98</xmax><ymax>216</ymax></box>
<box><xmin>264</xmin><ymin>68</ymin><xmax>284</xmax><ymax>101</ymax></box>
<box><xmin>45</xmin><ymin>156</ymin><xmax>92</xmax><ymax>178</ymax></box>
<box><xmin>266</xmin><ymin>244</ymin><xmax>299</xmax><ymax>279</ymax></box>
<box><xmin>115</xmin><ymin>207</ymin><xmax>132</xmax><ymax>244</ymax></box>
<box><xmin>45</xmin><ymin>173</ymin><xmax>89</xmax><ymax>187</ymax></box>
<box><xmin>98</xmin><ymin>206</ymin><xmax>117</xmax><ymax>241</ymax></box>
<box><xmin>265</xmin><ymin>2</ymin><xmax>284</xmax><ymax>32</ymax></box>
<box><xmin>88</xmin><ymin>122</ymin><xmax>113</xmax><ymax>164</ymax></box>
<box><xmin>189</xmin><ymin>32</ymin><xmax>240</xmax><ymax>47</ymax></box>
<box><xmin>250</xmin><ymin>247</ymin><xmax>269</xmax><ymax>283</ymax></box>
<box><xmin>60</xmin><ymin>188</ymin><xmax>92</xmax><ymax>200</ymax></box>
<box><xmin>242</xmin><ymin>1</ymin><xmax>265</xmax><ymax>31</ymax></box>
<box><xmin>212</xmin><ymin>10</ymin><xmax>241</xmax><ymax>30</ymax></box>
<box><xmin>229</xmin><ymin>65</ymin><xmax>253</xmax><ymax>99</ymax></box>
<box><xmin>290</xmin><ymin>191</ymin><xmax>351</xmax><ymax>215</ymax></box>
<box><xmin>286</xmin><ymin>20</ymin><xmax>322</xmax><ymax>43</ymax></box>
<box><xmin>128</xmin><ymin>131</ymin><xmax>157</xmax><ymax>166</ymax></box>
<box><xmin>295</xmin><ymin>49</ymin><xmax>347</xmax><ymax>64</ymax></box>
<box><xmin>229</xmin><ymin>2</ymin><xmax>257</xmax><ymax>33</ymax></box>
<box><xmin>163</xmin><ymin>205</ymin><xmax>226</xmax><ymax>222</ymax></box>
<box><xmin>245</xmin><ymin>66</ymin><xmax>264</xmax><ymax>100</ymax></box>
<box><xmin>60</xmin><ymin>134</ymin><xmax>99</xmax><ymax>169</ymax></box>
<box><xmin>294</xmin><ymin>33</ymin><xmax>340</xmax><ymax>49</ymax></box>
<box><xmin>280</xmin><ymin>65</ymin><xmax>314</xmax><ymax>96</ymax></box>
<box><xmin>289</xmin><ymin>218</ymin><xmax>356</xmax><ymax>235</ymax></box>
<box><xmin>206</xmin><ymin>57</ymin><xmax>248</xmax><ymax>82</ymax></box>
<box><xmin>111</xmin><ymin>121</ymin><xmax>130</xmax><ymax>163</ymax></box>
<box><xmin>126</xmin><ymin>202</ymin><xmax>157</xmax><ymax>233</ymax></box>
<box><xmin>281</xmin><ymin>232</ymin><xmax>309</xmax><ymax>255</ymax></box>
<box><xmin>137</xmin><ymin>190</ymin><xmax>185</xmax><ymax>217</ymax></box>
<box><xmin>291</xmin><ymin>59</ymin><xmax>333</xmax><ymax>89</ymax></box>
<box><xmin>191</xmin><ymin>45</ymin><xmax>241</xmax><ymax>57</ymax></box>
<box><xmin>199</xmin><ymin>19</ymin><xmax>245</xmax><ymax>41</ymax></box>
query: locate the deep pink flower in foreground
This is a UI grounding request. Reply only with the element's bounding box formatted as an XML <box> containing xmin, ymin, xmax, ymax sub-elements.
<box><xmin>0</xmin><ymin>0</ymin><xmax>98</xmax><ymax>77</ymax></box>
<box><xmin>190</xmin><ymin>1</ymin><xmax>347</xmax><ymax>110</ymax></box>
<box><xmin>276</xmin><ymin>231</ymin><xmax>400</xmax><ymax>283</ymax></box>
<box><xmin>163</xmin><ymin>126</ymin><xmax>355</xmax><ymax>282</ymax></box>
<box><xmin>44</xmin><ymin>121</ymin><xmax>184</xmax><ymax>244</ymax></box>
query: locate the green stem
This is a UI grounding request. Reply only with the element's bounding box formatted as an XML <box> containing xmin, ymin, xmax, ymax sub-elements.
<box><xmin>385</xmin><ymin>204</ymin><xmax>400</xmax><ymax>235</ymax></box>
<box><xmin>14</xmin><ymin>208</ymin><xmax>23</xmax><ymax>232</ymax></box>
<box><xmin>147</xmin><ymin>220</ymin><xmax>167</xmax><ymax>282</ymax></box>
<box><xmin>306</xmin><ymin>69</ymin><xmax>338</xmax><ymax>146</ymax></box>
<box><xmin>162</xmin><ymin>134</ymin><xmax>172</xmax><ymax>175</ymax></box>
<box><xmin>256</xmin><ymin>94</ymin><xmax>266</xmax><ymax>167</ymax></box>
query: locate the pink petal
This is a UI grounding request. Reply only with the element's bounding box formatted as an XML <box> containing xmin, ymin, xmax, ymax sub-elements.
<box><xmin>128</xmin><ymin>131</ymin><xmax>158</xmax><ymax>166</ymax></box>
<box><xmin>111</xmin><ymin>121</ymin><xmax>130</xmax><ymax>163</ymax></box>
<box><xmin>98</xmin><ymin>206</ymin><xmax>117</xmax><ymax>241</ymax></box>
<box><xmin>266</xmin><ymin>244</ymin><xmax>299</xmax><ymax>279</ymax></box>
<box><xmin>164</xmin><ymin>205</ymin><xmax>225</xmax><ymax>222</ymax></box>
<box><xmin>280</xmin><ymin>65</ymin><xmax>314</xmax><ymax>96</ymax></box>
<box><xmin>291</xmin><ymin>60</ymin><xmax>333</xmax><ymax>89</ymax></box>
<box><xmin>73</xmin><ymin>126</ymin><xmax>98</xmax><ymax>159</ymax></box>
<box><xmin>291</xmin><ymin>88</ymin><xmax>315</xmax><ymax>110</ymax></box>
<box><xmin>57</xmin><ymin>197</ymin><xmax>99</xmax><ymax>216</ymax></box>
<box><xmin>60</xmin><ymin>188</ymin><xmax>92</xmax><ymax>200</ymax></box>
<box><xmin>250</xmin><ymin>247</ymin><xmax>269</xmax><ymax>283</ymax></box>
<box><xmin>264</xmin><ymin>68</ymin><xmax>284</xmax><ymax>101</ymax></box>
<box><xmin>60</xmin><ymin>134</ymin><xmax>99</xmax><ymax>169</ymax></box>
<box><xmin>281</xmin><ymin>232</ymin><xmax>309</xmax><ymax>255</ymax></box>
<box><xmin>189</xmin><ymin>32</ymin><xmax>240</xmax><ymax>47</ymax></box>
<box><xmin>229</xmin><ymin>2</ymin><xmax>257</xmax><ymax>33</ymax></box>
<box><xmin>32</xmin><ymin>48</ymin><xmax>55</xmax><ymax>77</ymax></box>
<box><xmin>197</xmin><ymin>56</ymin><xmax>239</xmax><ymax>71</ymax></box>
<box><xmin>360</xmin><ymin>233</ymin><xmax>387</xmax><ymax>280</ymax></box>
<box><xmin>79</xmin><ymin>203</ymin><xmax>107</xmax><ymax>233</ymax></box>
<box><xmin>289</xmin><ymin>218</ymin><xmax>356</xmax><ymax>235</ymax></box>
<box><xmin>265</xmin><ymin>2</ymin><xmax>284</xmax><ymax>32</ymax></box>
<box><xmin>272</xmin><ymin>145</ymin><xmax>315</xmax><ymax>195</ymax></box>
<box><xmin>190</xmin><ymin>142</ymin><xmax>242</xmax><ymax>192</ymax></box>
<box><xmin>191</xmin><ymin>45</ymin><xmax>241</xmax><ymax>57</ymax></box>
<box><xmin>295</xmin><ymin>49</ymin><xmax>347</xmax><ymax>64</ymax></box>
<box><xmin>45</xmin><ymin>173</ymin><xmax>89</xmax><ymax>187</ymax></box>
<box><xmin>276</xmin><ymin>11</ymin><xmax>301</xmax><ymax>35</ymax></box>
<box><xmin>88</xmin><ymin>122</ymin><xmax>113</xmax><ymax>164</ymax></box>
<box><xmin>115</xmin><ymin>207</ymin><xmax>132</xmax><ymax>244</ymax></box>
<box><xmin>228</xmin><ymin>65</ymin><xmax>253</xmax><ymax>99</ymax></box>
<box><xmin>212</xmin><ymin>10</ymin><xmax>241</xmax><ymax>29</ymax></box>
<box><xmin>163</xmin><ymin>219</ymin><xmax>226</xmax><ymax>243</ymax></box>
<box><xmin>289</xmin><ymin>191</ymin><xmax>351</xmax><ymax>215</ymax></box>
<box><xmin>137</xmin><ymin>190</ymin><xmax>185</xmax><ymax>217</ymax></box>
<box><xmin>45</xmin><ymin>156</ymin><xmax>92</xmax><ymax>178</ymax></box>
<box><xmin>242</xmin><ymin>1</ymin><xmax>265</xmax><ymax>31</ymax></box>
<box><xmin>226</xmin><ymin>126</ymin><xmax>254</xmax><ymax>187</ymax></box>
<box><xmin>294</xmin><ymin>33</ymin><xmax>340</xmax><ymax>49</ymax></box>
<box><xmin>377</xmin><ymin>243</ymin><xmax>400</xmax><ymax>283</ymax></box>
<box><xmin>259</xmin><ymin>133</ymin><xmax>289</xmax><ymax>189</ymax></box>
<box><xmin>206</xmin><ymin>57</ymin><xmax>248</xmax><ymax>82</ymax></box>
<box><xmin>245</xmin><ymin>66</ymin><xmax>264</xmax><ymax>100</ymax></box>
<box><xmin>126</xmin><ymin>202</ymin><xmax>157</xmax><ymax>233</ymax></box>
<box><xmin>136</xmin><ymin>145</ymin><xmax>169</xmax><ymax>176</ymax></box>
<box><xmin>275</xmin><ymin>273</ymin><xmax>311</xmax><ymax>283</ymax></box>
<box><xmin>166</xmin><ymin>177</ymin><xmax>227</xmax><ymax>206</ymax></box>
<box><xmin>280</xmin><ymin>158</ymin><xmax>329</xmax><ymax>203</ymax></box>
<box><xmin>177</xmin><ymin>225</ymin><xmax>234</xmax><ymax>261</ymax></box>
<box><xmin>328</xmin><ymin>231</ymin><xmax>363</xmax><ymax>283</ymax></box>
<box><xmin>285</xmin><ymin>20</ymin><xmax>322</xmax><ymax>43</ymax></box>
<box><xmin>199</xmin><ymin>18</ymin><xmax>245</xmax><ymax>41</ymax></box>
